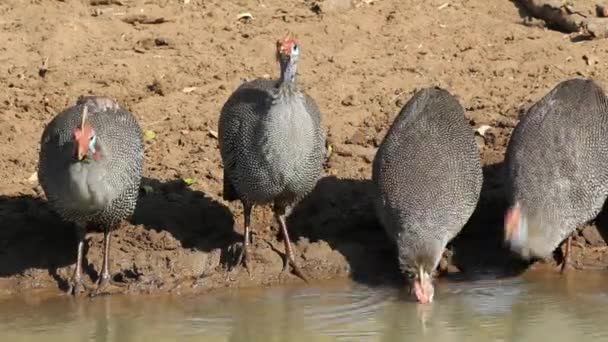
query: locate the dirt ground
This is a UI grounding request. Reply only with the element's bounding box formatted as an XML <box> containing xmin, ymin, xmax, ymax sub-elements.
<box><xmin>1</xmin><ymin>0</ymin><xmax>608</xmax><ymax>297</ymax></box>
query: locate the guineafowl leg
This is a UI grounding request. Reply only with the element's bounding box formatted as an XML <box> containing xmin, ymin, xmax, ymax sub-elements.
<box><xmin>560</xmin><ymin>235</ymin><xmax>573</xmax><ymax>274</ymax></box>
<box><xmin>67</xmin><ymin>223</ymin><xmax>87</xmax><ymax>296</ymax></box>
<box><xmin>92</xmin><ymin>224</ymin><xmax>125</xmax><ymax>296</ymax></box>
<box><xmin>98</xmin><ymin>224</ymin><xmax>112</xmax><ymax>287</ymax></box>
<box><xmin>235</xmin><ymin>202</ymin><xmax>253</xmax><ymax>276</ymax></box>
<box><xmin>274</xmin><ymin>209</ymin><xmax>309</xmax><ymax>283</ymax></box>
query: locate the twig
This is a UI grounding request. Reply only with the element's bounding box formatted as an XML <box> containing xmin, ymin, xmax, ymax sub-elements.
<box><xmin>39</xmin><ymin>57</ymin><xmax>49</xmax><ymax>78</ymax></box>
<box><xmin>90</xmin><ymin>0</ymin><xmax>124</xmax><ymax>5</ymax></box>
<box><xmin>121</xmin><ymin>15</ymin><xmax>170</xmax><ymax>25</ymax></box>
<box><xmin>143</xmin><ymin>116</ymin><xmax>170</xmax><ymax>127</ymax></box>
<box><xmin>516</xmin><ymin>0</ymin><xmax>608</xmax><ymax>39</ymax></box>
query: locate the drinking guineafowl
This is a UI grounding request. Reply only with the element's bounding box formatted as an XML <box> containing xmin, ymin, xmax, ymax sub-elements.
<box><xmin>38</xmin><ymin>96</ymin><xmax>144</xmax><ymax>295</ymax></box>
<box><xmin>218</xmin><ymin>33</ymin><xmax>325</xmax><ymax>282</ymax></box>
<box><xmin>372</xmin><ymin>87</ymin><xmax>482</xmax><ymax>303</ymax></box>
<box><xmin>504</xmin><ymin>78</ymin><xmax>608</xmax><ymax>272</ymax></box>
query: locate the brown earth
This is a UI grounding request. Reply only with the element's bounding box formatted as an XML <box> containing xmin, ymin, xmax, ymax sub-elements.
<box><xmin>1</xmin><ymin>0</ymin><xmax>608</xmax><ymax>297</ymax></box>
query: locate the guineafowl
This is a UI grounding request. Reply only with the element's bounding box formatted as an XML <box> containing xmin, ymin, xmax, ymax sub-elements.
<box><xmin>218</xmin><ymin>33</ymin><xmax>325</xmax><ymax>281</ymax></box>
<box><xmin>372</xmin><ymin>87</ymin><xmax>482</xmax><ymax>303</ymax></box>
<box><xmin>504</xmin><ymin>78</ymin><xmax>608</xmax><ymax>273</ymax></box>
<box><xmin>38</xmin><ymin>95</ymin><xmax>144</xmax><ymax>295</ymax></box>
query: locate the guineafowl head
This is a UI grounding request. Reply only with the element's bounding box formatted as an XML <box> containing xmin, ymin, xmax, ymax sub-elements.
<box><xmin>276</xmin><ymin>33</ymin><xmax>299</xmax><ymax>82</ymax></box>
<box><xmin>402</xmin><ymin>255</ymin><xmax>436</xmax><ymax>304</ymax></box>
<box><xmin>504</xmin><ymin>201</ymin><xmax>557</xmax><ymax>259</ymax></box>
<box><xmin>395</xmin><ymin>233</ymin><xmax>441</xmax><ymax>304</ymax></box>
<box><xmin>402</xmin><ymin>264</ymin><xmax>434</xmax><ymax>304</ymax></box>
<box><xmin>72</xmin><ymin>106</ymin><xmax>100</xmax><ymax>162</ymax></box>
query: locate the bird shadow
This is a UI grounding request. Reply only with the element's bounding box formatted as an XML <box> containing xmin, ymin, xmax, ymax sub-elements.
<box><xmin>288</xmin><ymin>163</ymin><xmax>529</xmax><ymax>289</ymax></box>
<box><xmin>0</xmin><ymin>178</ymin><xmax>237</xmax><ymax>290</ymax></box>
<box><xmin>448</xmin><ymin>161</ymin><xmax>530</xmax><ymax>280</ymax></box>
<box><xmin>586</xmin><ymin>200</ymin><xmax>608</xmax><ymax>247</ymax></box>
<box><xmin>0</xmin><ymin>194</ymin><xmax>80</xmax><ymax>282</ymax></box>
<box><xmin>131</xmin><ymin>177</ymin><xmax>238</xmax><ymax>253</ymax></box>
<box><xmin>288</xmin><ymin>176</ymin><xmax>403</xmax><ymax>287</ymax></box>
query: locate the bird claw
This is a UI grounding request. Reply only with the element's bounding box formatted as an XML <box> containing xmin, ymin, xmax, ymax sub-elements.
<box><xmin>90</xmin><ymin>275</ymin><xmax>125</xmax><ymax>297</ymax></box>
<box><xmin>559</xmin><ymin>260</ymin><xmax>571</xmax><ymax>274</ymax></box>
<box><xmin>559</xmin><ymin>235</ymin><xmax>573</xmax><ymax>275</ymax></box>
<box><xmin>281</xmin><ymin>258</ymin><xmax>309</xmax><ymax>284</ymax></box>
<box><xmin>228</xmin><ymin>242</ymin><xmax>253</xmax><ymax>278</ymax></box>
<box><xmin>67</xmin><ymin>278</ymin><xmax>89</xmax><ymax>296</ymax></box>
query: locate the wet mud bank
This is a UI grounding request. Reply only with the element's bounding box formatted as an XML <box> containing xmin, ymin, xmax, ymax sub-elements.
<box><xmin>2</xmin><ymin>168</ymin><xmax>608</xmax><ymax>297</ymax></box>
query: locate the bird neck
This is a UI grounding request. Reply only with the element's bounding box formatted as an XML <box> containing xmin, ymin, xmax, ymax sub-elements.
<box><xmin>278</xmin><ymin>59</ymin><xmax>298</xmax><ymax>87</ymax></box>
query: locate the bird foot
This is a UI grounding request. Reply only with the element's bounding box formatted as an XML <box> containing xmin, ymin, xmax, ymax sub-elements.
<box><xmin>67</xmin><ymin>278</ymin><xmax>90</xmax><ymax>297</ymax></box>
<box><xmin>281</xmin><ymin>259</ymin><xmax>309</xmax><ymax>284</ymax></box>
<box><xmin>559</xmin><ymin>235</ymin><xmax>573</xmax><ymax>275</ymax></box>
<box><xmin>90</xmin><ymin>275</ymin><xmax>125</xmax><ymax>297</ymax></box>
<box><xmin>559</xmin><ymin>260</ymin><xmax>571</xmax><ymax>274</ymax></box>
<box><xmin>228</xmin><ymin>242</ymin><xmax>253</xmax><ymax>278</ymax></box>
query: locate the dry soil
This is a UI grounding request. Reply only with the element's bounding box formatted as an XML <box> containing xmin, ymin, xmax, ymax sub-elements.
<box><xmin>1</xmin><ymin>0</ymin><xmax>608</xmax><ymax>297</ymax></box>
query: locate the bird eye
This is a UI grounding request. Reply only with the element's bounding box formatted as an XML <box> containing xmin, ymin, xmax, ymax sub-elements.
<box><xmin>292</xmin><ymin>44</ymin><xmax>299</xmax><ymax>52</ymax></box>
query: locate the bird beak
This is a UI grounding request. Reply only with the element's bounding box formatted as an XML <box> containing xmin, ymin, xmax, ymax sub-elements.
<box><xmin>74</xmin><ymin>141</ymin><xmax>87</xmax><ymax>161</ymax></box>
<box><xmin>413</xmin><ymin>267</ymin><xmax>433</xmax><ymax>304</ymax></box>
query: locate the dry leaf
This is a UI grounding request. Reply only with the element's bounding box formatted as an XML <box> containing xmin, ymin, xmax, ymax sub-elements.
<box><xmin>475</xmin><ymin>125</ymin><xmax>491</xmax><ymax>136</ymax></box>
<box><xmin>183</xmin><ymin>177</ymin><xmax>196</xmax><ymax>186</ymax></box>
<box><xmin>437</xmin><ymin>2</ymin><xmax>450</xmax><ymax>10</ymax></box>
<box><xmin>144</xmin><ymin>129</ymin><xmax>157</xmax><ymax>141</ymax></box>
<box><xmin>326</xmin><ymin>143</ymin><xmax>334</xmax><ymax>159</ymax></box>
<box><xmin>237</xmin><ymin>12</ymin><xmax>253</xmax><ymax>21</ymax></box>
<box><xmin>182</xmin><ymin>87</ymin><xmax>197</xmax><ymax>93</ymax></box>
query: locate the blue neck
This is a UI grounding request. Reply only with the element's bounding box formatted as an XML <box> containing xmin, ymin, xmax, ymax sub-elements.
<box><xmin>279</xmin><ymin>58</ymin><xmax>297</xmax><ymax>85</ymax></box>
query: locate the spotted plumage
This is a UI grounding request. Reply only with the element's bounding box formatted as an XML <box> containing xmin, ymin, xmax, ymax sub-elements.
<box><xmin>38</xmin><ymin>95</ymin><xmax>144</xmax><ymax>295</ymax></box>
<box><xmin>218</xmin><ymin>34</ymin><xmax>325</xmax><ymax>281</ymax></box>
<box><xmin>372</xmin><ymin>87</ymin><xmax>482</xmax><ymax>303</ymax></box>
<box><xmin>504</xmin><ymin>78</ymin><xmax>608</xmax><ymax>270</ymax></box>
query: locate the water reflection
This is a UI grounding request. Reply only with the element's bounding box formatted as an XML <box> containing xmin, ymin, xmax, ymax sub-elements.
<box><xmin>1</xmin><ymin>272</ymin><xmax>608</xmax><ymax>341</ymax></box>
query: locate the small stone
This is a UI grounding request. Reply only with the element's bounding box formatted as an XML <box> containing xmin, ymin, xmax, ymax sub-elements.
<box><xmin>483</xmin><ymin>131</ymin><xmax>496</xmax><ymax>146</ymax></box>
<box><xmin>583</xmin><ymin>54</ymin><xmax>598</xmax><ymax>66</ymax></box>
<box><xmin>346</xmin><ymin>129</ymin><xmax>367</xmax><ymax>145</ymax></box>
<box><xmin>154</xmin><ymin>37</ymin><xmax>170</xmax><ymax>46</ymax></box>
<box><xmin>302</xmin><ymin>241</ymin><xmax>333</xmax><ymax>261</ymax></box>
<box><xmin>341</xmin><ymin>94</ymin><xmax>356</xmax><ymax>106</ymax></box>
<box><xmin>147</xmin><ymin>79</ymin><xmax>164</xmax><ymax>96</ymax></box>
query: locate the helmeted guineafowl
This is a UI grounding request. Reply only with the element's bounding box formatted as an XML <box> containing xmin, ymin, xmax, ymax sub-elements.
<box><xmin>38</xmin><ymin>95</ymin><xmax>144</xmax><ymax>295</ymax></box>
<box><xmin>218</xmin><ymin>33</ymin><xmax>325</xmax><ymax>282</ymax></box>
<box><xmin>372</xmin><ymin>87</ymin><xmax>482</xmax><ymax>303</ymax></box>
<box><xmin>504</xmin><ymin>78</ymin><xmax>608</xmax><ymax>273</ymax></box>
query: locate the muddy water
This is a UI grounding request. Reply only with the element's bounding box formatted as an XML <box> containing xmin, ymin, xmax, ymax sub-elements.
<box><xmin>1</xmin><ymin>272</ymin><xmax>607</xmax><ymax>342</ymax></box>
